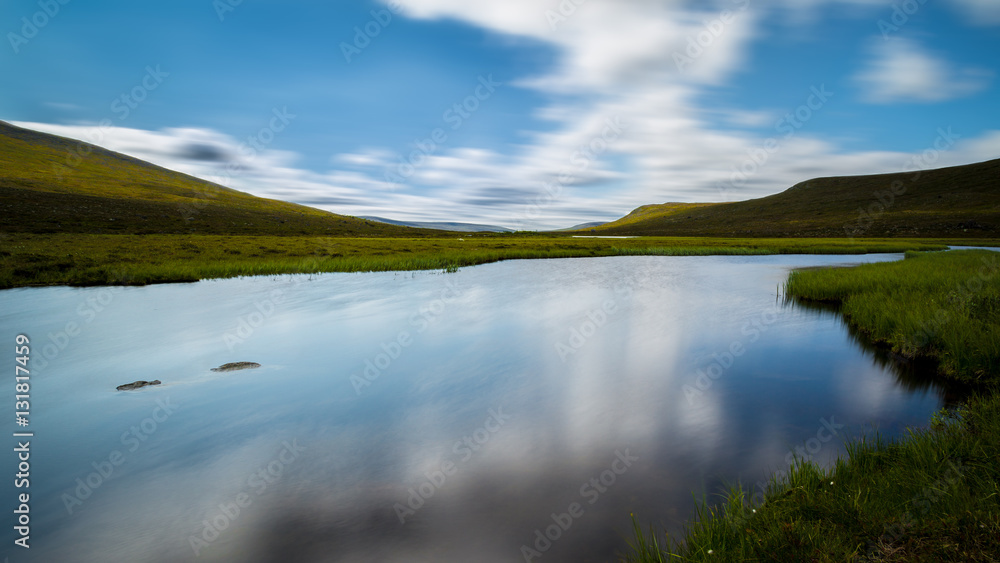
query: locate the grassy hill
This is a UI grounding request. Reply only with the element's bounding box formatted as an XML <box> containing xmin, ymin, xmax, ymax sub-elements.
<box><xmin>0</xmin><ymin>120</ymin><xmax>435</xmax><ymax>236</ymax></box>
<box><xmin>0</xmin><ymin>121</ymin><xmax>991</xmax><ymax>288</ymax></box>
<box><xmin>593</xmin><ymin>159</ymin><xmax>1000</xmax><ymax>237</ymax></box>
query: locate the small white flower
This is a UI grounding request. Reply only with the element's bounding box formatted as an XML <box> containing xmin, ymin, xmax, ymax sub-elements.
<box><xmin>830</xmin><ymin>481</ymin><xmax>834</xmax><ymax>485</ymax></box>
<box><xmin>752</xmin><ymin>509</ymin><xmax>756</xmax><ymax>513</ymax></box>
<box><xmin>707</xmin><ymin>550</ymin><xmax>714</xmax><ymax>554</ymax></box>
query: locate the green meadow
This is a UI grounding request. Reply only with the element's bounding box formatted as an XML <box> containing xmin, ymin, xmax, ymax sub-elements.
<box><xmin>787</xmin><ymin>250</ymin><xmax>1000</xmax><ymax>383</ymax></box>
<box><xmin>624</xmin><ymin>249</ymin><xmax>1000</xmax><ymax>563</ymax></box>
<box><xmin>0</xmin><ymin>233</ymin><xmax>961</xmax><ymax>289</ymax></box>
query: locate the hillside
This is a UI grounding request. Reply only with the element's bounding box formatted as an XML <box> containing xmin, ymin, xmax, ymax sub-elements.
<box><xmin>360</xmin><ymin>216</ymin><xmax>512</xmax><ymax>232</ymax></box>
<box><xmin>593</xmin><ymin>159</ymin><xmax>1000</xmax><ymax>237</ymax></box>
<box><xmin>0</xmin><ymin>120</ymin><xmax>435</xmax><ymax>236</ymax></box>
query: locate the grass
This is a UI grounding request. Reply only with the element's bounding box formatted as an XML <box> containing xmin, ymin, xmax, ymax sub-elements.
<box><xmin>622</xmin><ymin>249</ymin><xmax>1000</xmax><ymax>563</ymax></box>
<box><xmin>0</xmin><ymin>233</ymin><xmax>958</xmax><ymax>289</ymax></box>
<box><xmin>592</xmin><ymin>158</ymin><xmax>1000</xmax><ymax>238</ymax></box>
<box><xmin>786</xmin><ymin>250</ymin><xmax>1000</xmax><ymax>383</ymax></box>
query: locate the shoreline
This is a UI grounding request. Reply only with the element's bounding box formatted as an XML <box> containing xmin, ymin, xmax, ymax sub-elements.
<box><xmin>4</xmin><ymin>233</ymin><xmax>987</xmax><ymax>290</ymax></box>
<box><xmin>624</xmin><ymin>249</ymin><xmax>1000</xmax><ymax>562</ymax></box>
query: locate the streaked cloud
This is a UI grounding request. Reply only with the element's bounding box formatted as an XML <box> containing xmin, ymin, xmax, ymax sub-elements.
<box><xmin>8</xmin><ymin>0</ymin><xmax>999</xmax><ymax>229</ymax></box>
<box><xmin>18</xmin><ymin>118</ymin><xmax>1000</xmax><ymax>231</ymax></box>
<box><xmin>949</xmin><ymin>0</ymin><xmax>1000</xmax><ymax>25</ymax></box>
<box><xmin>855</xmin><ymin>38</ymin><xmax>991</xmax><ymax>103</ymax></box>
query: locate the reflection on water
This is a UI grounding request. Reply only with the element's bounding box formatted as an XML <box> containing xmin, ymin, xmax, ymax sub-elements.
<box><xmin>0</xmin><ymin>254</ymin><xmax>953</xmax><ymax>562</ymax></box>
<box><xmin>787</xmin><ymin>298</ymin><xmax>977</xmax><ymax>408</ymax></box>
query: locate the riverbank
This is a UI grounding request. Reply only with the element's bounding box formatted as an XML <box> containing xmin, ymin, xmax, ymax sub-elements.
<box><xmin>624</xmin><ymin>249</ymin><xmax>1000</xmax><ymax>562</ymax></box>
<box><xmin>0</xmin><ymin>233</ymin><xmax>975</xmax><ymax>289</ymax></box>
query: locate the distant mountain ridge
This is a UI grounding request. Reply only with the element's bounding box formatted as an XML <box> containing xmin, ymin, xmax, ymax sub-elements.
<box><xmin>591</xmin><ymin>159</ymin><xmax>1000</xmax><ymax>237</ymax></box>
<box><xmin>0</xmin><ymin>120</ymin><xmax>438</xmax><ymax>236</ymax></box>
<box><xmin>359</xmin><ymin>216</ymin><xmax>513</xmax><ymax>232</ymax></box>
<box><xmin>5</xmin><ymin>120</ymin><xmax>996</xmax><ymax>239</ymax></box>
<box><xmin>555</xmin><ymin>221</ymin><xmax>608</xmax><ymax>232</ymax></box>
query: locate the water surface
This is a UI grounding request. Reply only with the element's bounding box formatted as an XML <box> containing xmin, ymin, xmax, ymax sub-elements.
<box><xmin>1</xmin><ymin>254</ymin><xmax>950</xmax><ymax>562</ymax></box>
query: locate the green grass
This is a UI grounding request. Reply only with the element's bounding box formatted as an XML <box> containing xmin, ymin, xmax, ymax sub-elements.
<box><xmin>786</xmin><ymin>250</ymin><xmax>1000</xmax><ymax>383</ymax></box>
<box><xmin>622</xmin><ymin>249</ymin><xmax>1000</xmax><ymax>562</ymax></box>
<box><xmin>592</xmin><ymin>158</ymin><xmax>1000</xmax><ymax>238</ymax></box>
<box><xmin>625</xmin><ymin>396</ymin><xmax>1000</xmax><ymax>562</ymax></box>
<box><xmin>0</xmin><ymin>233</ymin><xmax>956</xmax><ymax>289</ymax></box>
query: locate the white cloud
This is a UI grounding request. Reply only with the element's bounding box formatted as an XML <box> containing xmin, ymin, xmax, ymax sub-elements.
<box><xmin>18</xmin><ymin>115</ymin><xmax>1000</xmax><ymax>230</ymax></box>
<box><xmin>333</xmin><ymin>148</ymin><xmax>396</xmax><ymax>167</ymax></box>
<box><xmin>16</xmin><ymin>2</ymin><xmax>999</xmax><ymax>229</ymax></box>
<box><xmin>721</xmin><ymin>109</ymin><xmax>776</xmax><ymax>128</ymax></box>
<box><xmin>392</xmin><ymin>0</ymin><xmax>757</xmax><ymax>92</ymax></box>
<box><xmin>855</xmin><ymin>38</ymin><xmax>991</xmax><ymax>103</ymax></box>
<box><xmin>949</xmin><ymin>0</ymin><xmax>1000</xmax><ymax>25</ymax></box>
<box><xmin>43</xmin><ymin>101</ymin><xmax>82</xmax><ymax>112</ymax></box>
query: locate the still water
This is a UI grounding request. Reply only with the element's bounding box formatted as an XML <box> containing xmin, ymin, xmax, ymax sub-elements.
<box><xmin>1</xmin><ymin>254</ymin><xmax>951</xmax><ymax>562</ymax></box>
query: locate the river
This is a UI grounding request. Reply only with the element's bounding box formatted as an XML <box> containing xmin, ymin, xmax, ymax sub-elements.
<box><xmin>0</xmin><ymin>253</ymin><xmax>953</xmax><ymax>562</ymax></box>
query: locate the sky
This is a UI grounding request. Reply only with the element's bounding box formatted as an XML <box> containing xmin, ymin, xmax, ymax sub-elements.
<box><xmin>2</xmin><ymin>0</ymin><xmax>999</xmax><ymax>230</ymax></box>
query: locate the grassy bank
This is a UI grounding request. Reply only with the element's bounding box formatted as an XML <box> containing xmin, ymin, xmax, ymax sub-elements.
<box><xmin>624</xmin><ymin>249</ymin><xmax>1000</xmax><ymax>562</ymax></box>
<box><xmin>787</xmin><ymin>249</ymin><xmax>1000</xmax><ymax>383</ymax></box>
<box><xmin>0</xmin><ymin>233</ymin><xmax>960</xmax><ymax>289</ymax></box>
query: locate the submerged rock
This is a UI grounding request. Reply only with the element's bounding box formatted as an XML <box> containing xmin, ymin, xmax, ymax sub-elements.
<box><xmin>211</xmin><ymin>362</ymin><xmax>261</xmax><ymax>372</ymax></box>
<box><xmin>117</xmin><ymin>380</ymin><xmax>161</xmax><ymax>391</ymax></box>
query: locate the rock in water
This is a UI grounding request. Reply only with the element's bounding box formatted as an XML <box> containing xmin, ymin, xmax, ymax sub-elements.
<box><xmin>211</xmin><ymin>362</ymin><xmax>262</xmax><ymax>372</ymax></box>
<box><xmin>117</xmin><ymin>380</ymin><xmax>161</xmax><ymax>391</ymax></box>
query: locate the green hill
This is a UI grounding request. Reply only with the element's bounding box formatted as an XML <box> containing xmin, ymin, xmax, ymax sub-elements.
<box><xmin>593</xmin><ymin>158</ymin><xmax>1000</xmax><ymax>237</ymax></box>
<box><xmin>0</xmin><ymin>120</ymin><xmax>434</xmax><ymax>236</ymax></box>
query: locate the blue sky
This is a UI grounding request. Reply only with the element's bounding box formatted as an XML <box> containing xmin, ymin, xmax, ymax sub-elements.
<box><xmin>3</xmin><ymin>0</ymin><xmax>998</xmax><ymax>229</ymax></box>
